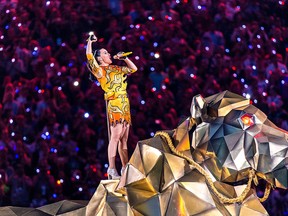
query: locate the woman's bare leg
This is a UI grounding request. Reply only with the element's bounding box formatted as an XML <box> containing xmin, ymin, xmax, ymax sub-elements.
<box><xmin>108</xmin><ymin>124</ymin><xmax>122</xmax><ymax>169</ymax></box>
<box><xmin>118</xmin><ymin>124</ymin><xmax>130</xmax><ymax>167</ymax></box>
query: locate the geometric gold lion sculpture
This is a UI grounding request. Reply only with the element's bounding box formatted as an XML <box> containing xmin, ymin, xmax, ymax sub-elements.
<box><xmin>86</xmin><ymin>90</ymin><xmax>288</xmax><ymax>216</ymax></box>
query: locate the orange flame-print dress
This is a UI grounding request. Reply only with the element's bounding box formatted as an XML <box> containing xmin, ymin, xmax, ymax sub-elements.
<box><xmin>87</xmin><ymin>53</ymin><xmax>136</xmax><ymax>126</ymax></box>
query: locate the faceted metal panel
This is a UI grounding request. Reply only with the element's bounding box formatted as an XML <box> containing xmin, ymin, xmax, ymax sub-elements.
<box><xmin>191</xmin><ymin>91</ymin><xmax>288</xmax><ymax>188</ymax></box>
<box><xmin>0</xmin><ymin>201</ymin><xmax>88</xmax><ymax>216</ymax></box>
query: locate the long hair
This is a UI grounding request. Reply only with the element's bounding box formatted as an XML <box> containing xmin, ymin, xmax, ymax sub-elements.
<box><xmin>87</xmin><ymin>49</ymin><xmax>101</xmax><ymax>82</ymax></box>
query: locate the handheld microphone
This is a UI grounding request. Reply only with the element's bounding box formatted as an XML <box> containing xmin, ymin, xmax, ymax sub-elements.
<box><xmin>113</xmin><ymin>52</ymin><xmax>133</xmax><ymax>59</ymax></box>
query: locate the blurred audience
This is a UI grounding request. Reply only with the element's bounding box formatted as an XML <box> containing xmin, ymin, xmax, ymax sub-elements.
<box><xmin>0</xmin><ymin>0</ymin><xmax>287</xmax><ymax>214</ymax></box>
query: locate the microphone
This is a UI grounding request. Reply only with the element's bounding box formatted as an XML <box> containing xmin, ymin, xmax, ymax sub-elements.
<box><xmin>113</xmin><ymin>52</ymin><xmax>133</xmax><ymax>59</ymax></box>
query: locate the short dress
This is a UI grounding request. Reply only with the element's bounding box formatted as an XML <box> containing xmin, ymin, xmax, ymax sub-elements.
<box><xmin>87</xmin><ymin>53</ymin><xmax>136</xmax><ymax>126</ymax></box>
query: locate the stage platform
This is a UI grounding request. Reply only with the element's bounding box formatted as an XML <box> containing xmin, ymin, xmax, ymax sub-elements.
<box><xmin>0</xmin><ymin>200</ymin><xmax>88</xmax><ymax>216</ymax></box>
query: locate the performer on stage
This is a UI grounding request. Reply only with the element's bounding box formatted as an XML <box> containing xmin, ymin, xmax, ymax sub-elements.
<box><xmin>86</xmin><ymin>34</ymin><xmax>137</xmax><ymax>179</ymax></box>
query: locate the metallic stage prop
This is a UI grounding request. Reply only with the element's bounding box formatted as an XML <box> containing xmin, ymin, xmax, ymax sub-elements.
<box><xmin>0</xmin><ymin>200</ymin><xmax>88</xmax><ymax>215</ymax></box>
<box><xmin>0</xmin><ymin>91</ymin><xmax>287</xmax><ymax>215</ymax></box>
<box><xmin>86</xmin><ymin>90</ymin><xmax>288</xmax><ymax>216</ymax></box>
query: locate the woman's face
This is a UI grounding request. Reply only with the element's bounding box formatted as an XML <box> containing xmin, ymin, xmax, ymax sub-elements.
<box><xmin>99</xmin><ymin>49</ymin><xmax>112</xmax><ymax>65</ymax></box>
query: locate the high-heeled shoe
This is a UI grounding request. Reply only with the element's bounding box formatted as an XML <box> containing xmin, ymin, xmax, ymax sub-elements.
<box><xmin>107</xmin><ymin>168</ymin><xmax>120</xmax><ymax>180</ymax></box>
<box><xmin>121</xmin><ymin>166</ymin><xmax>126</xmax><ymax>176</ymax></box>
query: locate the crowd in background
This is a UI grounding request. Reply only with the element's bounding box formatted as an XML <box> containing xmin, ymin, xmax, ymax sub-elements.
<box><xmin>0</xmin><ymin>0</ymin><xmax>287</xmax><ymax>214</ymax></box>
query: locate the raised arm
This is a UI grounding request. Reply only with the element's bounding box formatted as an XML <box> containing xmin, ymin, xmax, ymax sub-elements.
<box><xmin>86</xmin><ymin>35</ymin><xmax>103</xmax><ymax>78</ymax></box>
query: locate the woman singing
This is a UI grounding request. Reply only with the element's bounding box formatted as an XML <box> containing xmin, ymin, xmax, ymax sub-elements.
<box><xmin>86</xmin><ymin>34</ymin><xmax>137</xmax><ymax>179</ymax></box>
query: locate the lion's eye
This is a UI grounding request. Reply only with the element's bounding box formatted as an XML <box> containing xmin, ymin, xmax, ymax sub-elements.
<box><xmin>240</xmin><ymin>113</ymin><xmax>255</xmax><ymax>127</ymax></box>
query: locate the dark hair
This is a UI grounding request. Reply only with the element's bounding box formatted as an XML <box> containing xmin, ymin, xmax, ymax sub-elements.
<box><xmin>88</xmin><ymin>49</ymin><xmax>101</xmax><ymax>82</ymax></box>
<box><xmin>94</xmin><ymin>49</ymin><xmax>101</xmax><ymax>58</ymax></box>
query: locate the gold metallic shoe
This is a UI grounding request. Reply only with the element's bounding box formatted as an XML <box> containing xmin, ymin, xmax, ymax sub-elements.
<box><xmin>107</xmin><ymin>168</ymin><xmax>120</xmax><ymax>180</ymax></box>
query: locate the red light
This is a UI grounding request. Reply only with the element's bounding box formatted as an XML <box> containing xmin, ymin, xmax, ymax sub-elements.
<box><xmin>240</xmin><ymin>114</ymin><xmax>254</xmax><ymax>126</ymax></box>
<box><xmin>47</xmin><ymin>170</ymin><xmax>50</xmax><ymax>175</ymax></box>
<box><xmin>157</xmin><ymin>94</ymin><xmax>162</xmax><ymax>99</ymax></box>
<box><xmin>92</xmin><ymin>168</ymin><xmax>97</xmax><ymax>172</ymax></box>
<box><xmin>232</xmin><ymin>66</ymin><xmax>236</xmax><ymax>71</ymax></box>
<box><xmin>104</xmin><ymin>173</ymin><xmax>108</xmax><ymax>177</ymax></box>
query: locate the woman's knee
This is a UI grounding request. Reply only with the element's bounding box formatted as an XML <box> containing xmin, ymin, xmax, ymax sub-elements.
<box><xmin>110</xmin><ymin>125</ymin><xmax>123</xmax><ymax>141</ymax></box>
